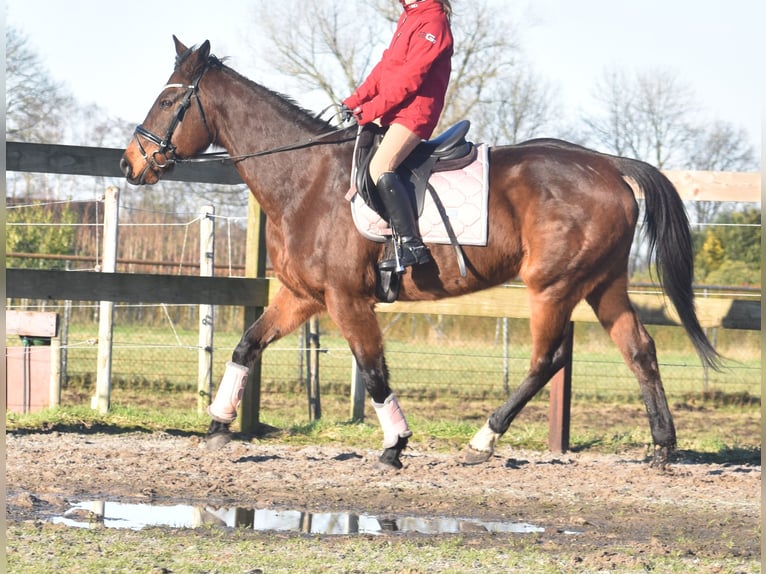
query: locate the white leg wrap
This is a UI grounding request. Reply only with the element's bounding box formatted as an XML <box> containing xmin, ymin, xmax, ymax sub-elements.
<box><xmin>207</xmin><ymin>362</ymin><xmax>249</xmax><ymax>423</ymax></box>
<box><xmin>468</xmin><ymin>420</ymin><xmax>501</xmax><ymax>454</ymax></box>
<box><xmin>372</xmin><ymin>393</ymin><xmax>413</xmax><ymax>449</ymax></box>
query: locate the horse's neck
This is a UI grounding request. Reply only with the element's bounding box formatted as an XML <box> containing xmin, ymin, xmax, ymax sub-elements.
<box><xmin>206</xmin><ymin>69</ymin><xmax>327</xmax><ymax>213</ymax></box>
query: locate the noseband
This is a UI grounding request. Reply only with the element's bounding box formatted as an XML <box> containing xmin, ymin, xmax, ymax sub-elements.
<box><xmin>132</xmin><ymin>63</ymin><xmax>213</xmax><ymax>173</ymax></box>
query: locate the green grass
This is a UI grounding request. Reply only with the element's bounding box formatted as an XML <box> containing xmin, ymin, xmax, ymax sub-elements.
<box><xmin>7</xmin><ymin>521</ymin><xmax>760</xmax><ymax>574</ymax></box>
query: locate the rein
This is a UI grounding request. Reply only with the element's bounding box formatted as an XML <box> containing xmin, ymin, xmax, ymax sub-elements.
<box><xmin>133</xmin><ymin>59</ymin><xmax>354</xmax><ymax>171</ymax></box>
<box><xmin>176</xmin><ymin>125</ymin><xmax>355</xmax><ymax>165</ymax></box>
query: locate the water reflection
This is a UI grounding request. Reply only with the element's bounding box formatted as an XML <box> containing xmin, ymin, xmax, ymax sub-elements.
<box><xmin>52</xmin><ymin>500</ymin><xmax>545</xmax><ymax>535</ymax></box>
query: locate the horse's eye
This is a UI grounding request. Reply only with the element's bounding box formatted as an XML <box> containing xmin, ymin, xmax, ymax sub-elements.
<box><xmin>159</xmin><ymin>99</ymin><xmax>173</xmax><ymax>109</ymax></box>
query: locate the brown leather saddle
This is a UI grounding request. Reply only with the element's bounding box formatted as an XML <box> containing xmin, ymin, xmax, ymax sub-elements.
<box><xmin>351</xmin><ymin>121</ymin><xmax>475</xmax><ymax>302</ymax></box>
<box><xmin>352</xmin><ymin>120</ymin><xmax>476</xmax><ymax>217</ymax></box>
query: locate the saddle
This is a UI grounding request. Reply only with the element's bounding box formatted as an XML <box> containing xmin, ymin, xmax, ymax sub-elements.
<box><xmin>352</xmin><ymin>120</ymin><xmax>477</xmax><ymax>217</ymax></box>
<box><xmin>349</xmin><ymin>121</ymin><xmax>479</xmax><ymax>302</ymax></box>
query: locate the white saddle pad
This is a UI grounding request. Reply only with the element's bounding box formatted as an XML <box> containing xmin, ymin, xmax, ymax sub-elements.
<box><xmin>347</xmin><ymin>143</ymin><xmax>490</xmax><ymax>246</ymax></box>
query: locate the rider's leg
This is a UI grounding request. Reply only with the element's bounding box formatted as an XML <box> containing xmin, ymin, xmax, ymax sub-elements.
<box><xmin>369</xmin><ymin>124</ymin><xmax>432</xmax><ymax>271</ymax></box>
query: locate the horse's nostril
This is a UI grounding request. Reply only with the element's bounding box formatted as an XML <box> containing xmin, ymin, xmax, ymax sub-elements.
<box><xmin>119</xmin><ymin>156</ymin><xmax>131</xmax><ymax>178</ymax></box>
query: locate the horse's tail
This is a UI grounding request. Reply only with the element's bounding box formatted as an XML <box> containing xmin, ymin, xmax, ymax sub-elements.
<box><xmin>615</xmin><ymin>157</ymin><xmax>722</xmax><ymax>371</ymax></box>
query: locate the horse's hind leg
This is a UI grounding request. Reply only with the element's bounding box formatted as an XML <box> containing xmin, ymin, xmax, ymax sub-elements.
<box><xmin>463</xmin><ymin>298</ymin><xmax>575</xmax><ymax>464</ymax></box>
<box><xmin>587</xmin><ymin>277</ymin><xmax>676</xmax><ymax>467</ymax></box>
<box><xmin>206</xmin><ymin>287</ymin><xmax>323</xmax><ymax>450</ymax></box>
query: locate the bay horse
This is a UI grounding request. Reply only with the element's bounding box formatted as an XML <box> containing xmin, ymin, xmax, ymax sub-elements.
<box><xmin>121</xmin><ymin>37</ymin><xmax>719</xmax><ymax>470</ymax></box>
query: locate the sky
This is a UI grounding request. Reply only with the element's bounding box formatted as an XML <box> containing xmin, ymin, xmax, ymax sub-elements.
<box><xmin>6</xmin><ymin>0</ymin><xmax>763</xmax><ymax>153</ymax></box>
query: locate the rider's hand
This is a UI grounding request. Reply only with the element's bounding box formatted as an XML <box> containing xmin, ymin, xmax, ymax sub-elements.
<box><xmin>339</xmin><ymin>103</ymin><xmax>355</xmax><ymax>124</ymax></box>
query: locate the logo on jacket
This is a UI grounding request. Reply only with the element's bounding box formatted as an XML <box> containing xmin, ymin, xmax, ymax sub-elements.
<box><xmin>421</xmin><ymin>32</ymin><xmax>437</xmax><ymax>44</ymax></box>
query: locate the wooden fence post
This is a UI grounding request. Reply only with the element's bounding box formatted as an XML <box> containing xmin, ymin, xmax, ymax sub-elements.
<box><xmin>198</xmin><ymin>205</ymin><xmax>215</xmax><ymax>414</ymax></box>
<box><xmin>240</xmin><ymin>195</ymin><xmax>268</xmax><ymax>434</ymax></box>
<box><xmin>349</xmin><ymin>358</ymin><xmax>366</xmax><ymax>422</ymax></box>
<box><xmin>548</xmin><ymin>321</ymin><xmax>574</xmax><ymax>454</ymax></box>
<box><xmin>91</xmin><ymin>186</ymin><xmax>119</xmax><ymax>413</ymax></box>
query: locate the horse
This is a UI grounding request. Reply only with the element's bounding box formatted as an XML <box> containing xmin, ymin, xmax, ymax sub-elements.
<box><xmin>120</xmin><ymin>37</ymin><xmax>720</xmax><ymax>470</ymax></box>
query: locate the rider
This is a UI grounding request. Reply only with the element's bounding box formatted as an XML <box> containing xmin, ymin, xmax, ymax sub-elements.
<box><xmin>343</xmin><ymin>0</ymin><xmax>453</xmax><ymax>272</ymax></box>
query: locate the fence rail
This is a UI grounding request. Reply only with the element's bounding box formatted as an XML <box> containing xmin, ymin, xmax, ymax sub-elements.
<box><xmin>6</xmin><ymin>268</ymin><xmax>268</xmax><ymax>306</ymax></box>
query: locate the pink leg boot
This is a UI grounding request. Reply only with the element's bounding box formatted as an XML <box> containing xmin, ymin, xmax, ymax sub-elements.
<box><xmin>372</xmin><ymin>393</ymin><xmax>413</xmax><ymax>449</ymax></box>
<box><xmin>207</xmin><ymin>362</ymin><xmax>249</xmax><ymax>423</ymax></box>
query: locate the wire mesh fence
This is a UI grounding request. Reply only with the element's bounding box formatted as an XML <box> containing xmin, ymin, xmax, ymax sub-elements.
<box><xmin>8</xmin><ymin>301</ymin><xmax>759</xmax><ymax>416</ymax></box>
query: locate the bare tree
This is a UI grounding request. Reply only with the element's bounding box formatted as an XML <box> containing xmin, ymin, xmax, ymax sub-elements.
<box><xmin>247</xmin><ymin>1</ymin><xmax>386</xmax><ymax>112</ymax></box>
<box><xmin>686</xmin><ymin>120</ymin><xmax>757</xmax><ymax>173</ymax></box>
<box><xmin>684</xmin><ymin>120</ymin><xmax>758</xmax><ymax>226</ymax></box>
<box><xmin>480</xmin><ymin>64</ymin><xmax>559</xmax><ymax>144</ymax></box>
<box><xmin>246</xmin><ymin>0</ymin><xmax>556</xmax><ymax>143</ymax></box>
<box><xmin>584</xmin><ymin>67</ymin><xmax>697</xmax><ymax>169</ymax></box>
<box><xmin>5</xmin><ymin>26</ymin><xmax>74</xmax><ymax>143</ymax></box>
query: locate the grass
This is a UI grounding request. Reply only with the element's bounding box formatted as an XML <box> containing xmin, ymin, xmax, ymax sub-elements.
<box><xmin>7</xmin><ymin>521</ymin><xmax>761</xmax><ymax>574</ymax></box>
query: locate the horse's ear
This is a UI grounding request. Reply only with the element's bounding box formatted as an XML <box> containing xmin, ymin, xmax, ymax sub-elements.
<box><xmin>198</xmin><ymin>40</ymin><xmax>211</xmax><ymax>61</ymax></box>
<box><xmin>173</xmin><ymin>35</ymin><xmax>188</xmax><ymax>56</ymax></box>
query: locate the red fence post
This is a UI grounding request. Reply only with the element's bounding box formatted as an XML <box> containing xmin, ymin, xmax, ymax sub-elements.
<box><xmin>548</xmin><ymin>322</ymin><xmax>574</xmax><ymax>454</ymax></box>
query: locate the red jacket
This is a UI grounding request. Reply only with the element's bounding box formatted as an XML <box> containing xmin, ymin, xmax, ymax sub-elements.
<box><xmin>343</xmin><ymin>0</ymin><xmax>453</xmax><ymax>139</ymax></box>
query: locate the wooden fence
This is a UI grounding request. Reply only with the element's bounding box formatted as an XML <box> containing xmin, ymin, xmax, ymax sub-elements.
<box><xmin>6</xmin><ymin>142</ymin><xmax>761</xmax><ymax>452</ymax></box>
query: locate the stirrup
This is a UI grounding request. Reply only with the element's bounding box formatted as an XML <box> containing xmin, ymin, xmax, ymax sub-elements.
<box><xmin>379</xmin><ymin>238</ymin><xmax>432</xmax><ymax>273</ymax></box>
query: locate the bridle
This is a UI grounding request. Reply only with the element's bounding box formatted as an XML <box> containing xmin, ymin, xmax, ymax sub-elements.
<box><xmin>129</xmin><ymin>57</ymin><xmax>355</xmax><ymax>176</ymax></box>
<box><xmin>131</xmin><ymin>62</ymin><xmax>214</xmax><ymax>173</ymax></box>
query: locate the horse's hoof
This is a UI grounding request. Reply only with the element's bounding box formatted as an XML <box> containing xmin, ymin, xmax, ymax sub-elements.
<box><xmin>206</xmin><ymin>431</ymin><xmax>232</xmax><ymax>451</ymax></box>
<box><xmin>461</xmin><ymin>445</ymin><xmax>493</xmax><ymax>466</ymax></box>
<box><xmin>205</xmin><ymin>420</ymin><xmax>233</xmax><ymax>451</ymax></box>
<box><xmin>374</xmin><ymin>442</ymin><xmax>405</xmax><ymax>471</ymax></box>
<box><xmin>373</xmin><ymin>455</ymin><xmax>403</xmax><ymax>472</ymax></box>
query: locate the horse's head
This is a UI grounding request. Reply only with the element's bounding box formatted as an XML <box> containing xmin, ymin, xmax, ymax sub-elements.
<box><xmin>120</xmin><ymin>36</ymin><xmax>216</xmax><ymax>185</ymax></box>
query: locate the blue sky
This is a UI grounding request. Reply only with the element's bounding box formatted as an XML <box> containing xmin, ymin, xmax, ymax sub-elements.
<box><xmin>6</xmin><ymin>0</ymin><xmax>763</xmax><ymax>151</ymax></box>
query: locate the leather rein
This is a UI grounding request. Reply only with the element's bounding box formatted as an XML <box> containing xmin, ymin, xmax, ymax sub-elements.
<box><xmin>131</xmin><ymin>60</ymin><xmax>353</xmax><ymax>171</ymax></box>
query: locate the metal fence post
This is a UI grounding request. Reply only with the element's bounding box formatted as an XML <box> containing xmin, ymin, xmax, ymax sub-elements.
<box><xmin>198</xmin><ymin>205</ymin><xmax>215</xmax><ymax>414</ymax></box>
<box><xmin>306</xmin><ymin>316</ymin><xmax>321</xmax><ymax>420</ymax></box>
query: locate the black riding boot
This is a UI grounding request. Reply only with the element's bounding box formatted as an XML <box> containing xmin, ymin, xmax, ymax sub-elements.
<box><xmin>375</xmin><ymin>171</ymin><xmax>432</xmax><ymax>272</ymax></box>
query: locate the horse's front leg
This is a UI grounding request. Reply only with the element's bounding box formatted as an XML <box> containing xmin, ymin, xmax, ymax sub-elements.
<box><xmin>357</xmin><ymin>358</ymin><xmax>412</xmax><ymax>470</ymax></box>
<box><xmin>206</xmin><ymin>287</ymin><xmax>322</xmax><ymax>450</ymax></box>
<box><xmin>326</xmin><ymin>296</ymin><xmax>410</xmax><ymax>470</ymax></box>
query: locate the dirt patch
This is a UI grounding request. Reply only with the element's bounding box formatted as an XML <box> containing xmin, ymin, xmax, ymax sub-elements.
<box><xmin>6</xmin><ymin>429</ymin><xmax>760</xmax><ymax>569</ymax></box>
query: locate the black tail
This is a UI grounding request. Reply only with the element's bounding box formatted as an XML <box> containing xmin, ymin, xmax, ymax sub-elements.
<box><xmin>616</xmin><ymin>157</ymin><xmax>722</xmax><ymax>371</ymax></box>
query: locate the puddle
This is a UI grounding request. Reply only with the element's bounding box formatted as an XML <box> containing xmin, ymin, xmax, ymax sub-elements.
<box><xmin>51</xmin><ymin>500</ymin><xmax>546</xmax><ymax>535</ymax></box>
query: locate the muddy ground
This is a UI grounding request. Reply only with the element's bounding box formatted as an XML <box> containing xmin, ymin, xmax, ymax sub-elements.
<box><xmin>6</xmin><ymin>426</ymin><xmax>761</xmax><ymax>571</ymax></box>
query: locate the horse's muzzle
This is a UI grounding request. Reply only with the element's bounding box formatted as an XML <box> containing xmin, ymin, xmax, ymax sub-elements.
<box><xmin>120</xmin><ymin>153</ymin><xmax>159</xmax><ymax>186</ymax></box>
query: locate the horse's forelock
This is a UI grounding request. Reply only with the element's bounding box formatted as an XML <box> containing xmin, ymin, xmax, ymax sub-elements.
<box><xmin>174</xmin><ymin>45</ymin><xmax>225</xmax><ymax>71</ymax></box>
<box><xmin>174</xmin><ymin>45</ymin><xmax>196</xmax><ymax>69</ymax></box>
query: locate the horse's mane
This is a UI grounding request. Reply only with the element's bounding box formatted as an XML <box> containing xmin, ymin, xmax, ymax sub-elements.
<box><xmin>175</xmin><ymin>45</ymin><xmax>333</xmax><ymax>133</ymax></box>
